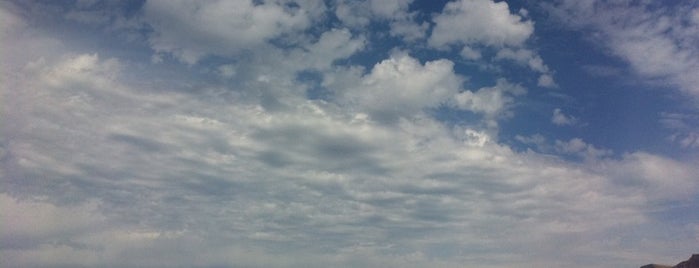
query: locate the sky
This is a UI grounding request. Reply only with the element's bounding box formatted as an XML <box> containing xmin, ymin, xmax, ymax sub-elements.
<box><xmin>1</xmin><ymin>0</ymin><xmax>699</xmax><ymax>267</ymax></box>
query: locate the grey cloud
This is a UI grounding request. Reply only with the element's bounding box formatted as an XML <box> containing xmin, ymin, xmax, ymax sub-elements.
<box><xmin>108</xmin><ymin>133</ymin><xmax>169</xmax><ymax>153</ymax></box>
<box><xmin>143</xmin><ymin>0</ymin><xmax>317</xmax><ymax>64</ymax></box>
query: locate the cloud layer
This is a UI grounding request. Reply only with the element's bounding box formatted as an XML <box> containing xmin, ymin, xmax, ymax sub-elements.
<box><xmin>2</xmin><ymin>1</ymin><xmax>698</xmax><ymax>267</ymax></box>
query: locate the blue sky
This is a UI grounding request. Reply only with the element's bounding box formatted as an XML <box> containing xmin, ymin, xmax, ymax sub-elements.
<box><xmin>2</xmin><ymin>0</ymin><xmax>699</xmax><ymax>267</ymax></box>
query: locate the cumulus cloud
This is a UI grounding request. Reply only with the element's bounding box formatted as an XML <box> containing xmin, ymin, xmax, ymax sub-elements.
<box><xmin>429</xmin><ymin>0</ymin><xmax>552</xmax><ymax>85</ymax></box>
<box><xmin>334</xmin><ymin>0</ymin><xmax>372</xmax><ymax>28</ymax></box>
<box><xmin>429</xmin><ymin>0</ymin><xmax>534</xmax><ymax>49</ymax></box>
<box><xmin>334</xmin><ymin>0</ymin><xmax>427</xmax><ymax>41</ymax></box>
<box><xmin>454</xmin><ymin>79</ymin><xmax>526</xmax><ymax>121</ymax></box>
<box><xmin>337</xmin><ymin>52</ymin><xmax>463</xmax><ymax>122</ymax></box>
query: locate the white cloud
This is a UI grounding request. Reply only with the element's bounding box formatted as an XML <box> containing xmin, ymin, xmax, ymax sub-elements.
<box><xmin>368</xmin><ymin>0</ymin><xmax>412</xmax><ymax>19</ymax></box>
<box><xmin>2</xmin><ymin>2</ymin><xmax>699</xmax><ymax>268</ymax></box>
<box><xmin>389</xmin><ymin>19</ymin><xmax>429</xmax><ymax>41</ymax></box>
<box><xmin>603</xmin><ymin>152</ymin><xmax>698</xmax><ymax>200</ymax></box>
<box><xmin>366</xmin><ymin>0</ymin><xmax>428</xmax><ymax>41</ymax></box>
<box><xmin>495</xmin><ymin>48</ymin><xmax>556</xmax><ymax>88</ymax></box>
<box><xmin>427</xmin><ymin>0</ymin><xmax>552</xmax><ymax>86</ymax></box>
<box><xmin>292</xmin><ymin>28</ymin><xmax>366</xmax><ymax>71</ymax></box>
<box><xmin>459</xmin><ymin>46</ymin><xmax>482</xmax><ymax>60</ymax></box>
<box><xmin>551</xmin><ymin>108</ymin><xmax>578</xmax><ymax>126</ymax></box>
<box><xmin>461</xmin><ymin>128</ymin><xmax>491</xmax><ymax>147</ymax></box>
<box><xmin>495</xmin><ymin>48</ymin><xmax>548</xmax><ymax>73</ymax></box>
<box><xmin>334</xmin><ymin>0</ymin><xmax>372</xmax><ymax>28</ymax></box>
<box><xmin>2</xmin><ymin>51</ymin><xmax>698</xmax><ymax>268</ymax></box>
<box><xmin>338</xmin><ymin>52</ymin><xmax>463</xmax><ymax>122</ymax></box>
<box><xmin>429</xmin><ymin>0</ymin><xmax>534</xmax><ymax>49</ymax></box>
<box><xmin>515</xmin><ymin>133</ymin><xmax>547</xmax><ymax>148</ymax></box>
<box><xmin>549</xmin><ymin>1</ymin><xmax>699</xmax><ymax>97</ymax></box>
<box><xmin>453</xmin><ymin>79</ymin><xmax>526</xmax><ymax>120</ymax></box>
<box><xmin>334</xmin><ymin>0</ymin><xmax>427</xmax><ymax>42</ymax></box>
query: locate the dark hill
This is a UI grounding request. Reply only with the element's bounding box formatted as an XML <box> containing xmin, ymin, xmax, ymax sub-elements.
<box><xmin>642</xmin><ymin>254</ymin><xmax>699</xmax><ymax>268</ymax></box>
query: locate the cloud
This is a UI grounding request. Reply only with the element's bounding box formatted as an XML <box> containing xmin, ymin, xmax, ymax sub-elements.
<box><xmin>429</xmin><ymin>0</ymin><xmax>534</xmax><ymax>49</ymax></box>
<box><xmin>2</xmin><ymin>2</ymin><xmax>699</xmax><ymax>268</ymax></box>
<box><xmin>660</xmin><ymin>112</ymin><xmax>699</xmax><ymax>149</ymax></box>
<box><xmin>516</xmin><ymin>135</ymin><xmax>611</xmax><ymax>161</ymax></box>
<box><xmin>334</xmin><ymin>0</ymin><xmax>372</xmax><ymax>28</ymax></box>
<box><xmin>0</xmin><ymin>194</ymin><xmax>104</xmax><ymax>250</ymax></box>
<box><xmin>290</xmin><ymin>28</ymin><xmax>366</xmax><ymax>71</ymax></box>
<box><xmin>551</xmin><ymin>108</ymin><xmax>579</xmax><ymax>126</ymax></box>
<box><xmin>554</xmin><ymin>138</ymin><xmax>611</xmax><ymax>160</ymax></box>
<box><xmin>453</xmin><ymin>79</ymin><xmax>526</xmax><ymax>121</ymax></box>
<box><xmin>217</xmin><ymin>64</ymin><xmax>236</xmax><ymax>78</ymax></box>
<box><xmin>495</xmin><ymin>48</ymin><xmax>548</xmax><ymax>73</ymax></box>
<box><xmin>3</xmin><ymin>49</ymin><xmax>699</xmax><ymax>268</ymax></box>
<box><xmin>495</xmin><ymin>48</ymin><xmax>557</xmax><ymax>88</ymax></box>
<box><xmin>603</xmin><ymin>152</ymin><xmax>698</xmax><ymax>200</ymax></box>
<box><xmin>334</xmin><ymin>0</ymin><xmax>427</xmax><ymax>41</ymax></box>
<box><xmin>0</xmin><ymin>2</ymin><xmax>24</xmax><ymax>37</ymax></box>
<box><xmin>459</xmin><ymin>46</ymin><xmax>482</xmax><ymax>60</ymax></box>
<box><xmin>389</xmin><ymin>19</ymin><xmax>429</xmax><ymax>42</ymax></box>
<box><xmin>548</xmin><ymin>0</ymin><xmax>699</xmax><ymax>97</ymax></box>
<box><xmin>537</xmin><ymin>74</ymin><xmax>556</xmax><ymax>87</ymax></box>
<box><xmin>144</xmin><ymin>0</ymin><xmax>318</xmax><ymax>63</ymax></box>
<box><xmin>670</xmin><ymin>132</ymin><xmax>699</xmax><ymax>149</ymax></box>
<box><xmin>515</xmin><ymin>133</ymin><xmax>546</xmax><ymax>146</ymax></box>
<box><xmin>429</xmin><ymin>0</ymin><xmax>552</xmax><ymax>86</ymax></box>
<box><xmin>368</xmin><ymin>0</ymin><xmax>412</xmax><ymax>19</ymax></box>
<box><xmin>337</xmin><ymin>52</ymin><xmax>463</xmax><ymax>122</ymax></box>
